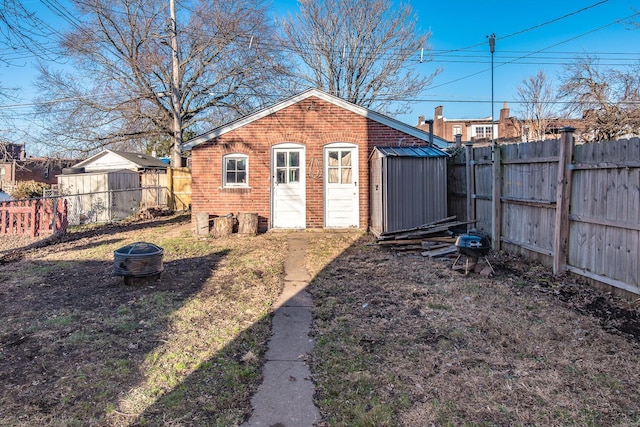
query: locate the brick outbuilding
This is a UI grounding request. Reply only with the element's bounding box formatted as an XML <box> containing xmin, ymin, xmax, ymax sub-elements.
<box><xmin>182</xmin><ymin>88</ymin><xmax>445</xmax><ymax>232</ymax></box>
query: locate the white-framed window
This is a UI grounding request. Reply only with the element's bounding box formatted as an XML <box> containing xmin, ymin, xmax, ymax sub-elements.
<box><xmin>452</xmin><ymin>125</ymin><xmax>462</xmax><ymax>136</ymax></box>
<box><xmin>223</xmin><ymin>153</ymin><xmax>248</xmax><ymax>187</ymax></box>
<box><xmin>275</xmin><ymin>150</ymin><xmax>300</xmax><ymax>184</ymax></box>
<box><xmin>474</xmin><ymin>126</ymin><xmax>493</xmax><ymax>139</ymax></box>
<box><xmin>326</xmin><ymin>149</ymin><xmax>353</xmax><ymax>184</ymax></box>
<box><xmin>485</xmin><ymin>126</ymin><xmax>493</xmax><ymax>138</ymax></box>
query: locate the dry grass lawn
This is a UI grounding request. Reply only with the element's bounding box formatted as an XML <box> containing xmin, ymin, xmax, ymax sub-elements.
<box><xmin>0</xmin><ymin>217</ymin><xmax>639</xmax><ymax>426</ymax></box>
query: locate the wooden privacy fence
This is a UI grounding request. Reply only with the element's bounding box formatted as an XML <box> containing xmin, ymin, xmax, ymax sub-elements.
<box><xmin>168</xmin><ymin>167</ymin><xmax>191</xmax><ymax>211</ymax></box>
<box><xmin>449</xmin><ymin>129</ymin><xmax>640</xmax><ymax>295</ymax></box>
<box><xmin>141</xmin><ymin>167</ymin><xmax>191</xmax><ymax>211</ymax></box>
<box><xmin>0</xmin><ymin>198</ymin><xmax>68</xmax><ymax>237</ymax></box>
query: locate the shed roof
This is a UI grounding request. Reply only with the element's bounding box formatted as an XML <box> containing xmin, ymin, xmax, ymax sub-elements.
<box><xmin>182</xmin><ymin>88</ymin><xmax>444</xmax><ymax>150</ymax></box>
<box><xmin>74</xmin><ymin>149</ymin><xmax>168</xmax><ymax>170</ymax></box>
<box><xmin>374</xmin><ymin>146</ymin><xmax>449</xmax><ymax>158</ymax></box>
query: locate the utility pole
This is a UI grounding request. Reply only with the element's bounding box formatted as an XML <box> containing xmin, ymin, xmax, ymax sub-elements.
<box><xmin>488</xmin><ymin>33</ymin><xmax>495</xmax><ymax>145</ymax></box>
<box><xmin>488</xmin><ymin>33</ymin><xmax>501</xmax><ymax>251</ymax></box>
<box><xmin>169</xmin><ymin>0</ymin><xmax>182</xmax><ymax>167</ymax></box>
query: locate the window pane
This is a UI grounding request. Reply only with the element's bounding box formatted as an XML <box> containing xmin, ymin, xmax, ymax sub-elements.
<box><xmin>328</xmin><ymin>167</ymin><xmax>339</xmax><ymax>183</ymax></box>
<box><xmin>328</xmin><ymin>151</ymin><xmax>339</xmax><ymax>166</ymax></box>
<box><xmin>289</xmin><ymin>168</ymin><xmax>299</xmax><ymax>183</ymax></box>
<box><xmin>277</xmin><ymin>169</ymin><xmax>286</xmax><ymax>184</ymax></box>
<box><xmin>227</xmin><ymin>171</ymin><xmax>236</xmax><ymax>183</ymax></box>
<box><xmin>226</xmin><ymin>159</ymin><xmax>236</xmax><ymax>170</ymax></box>
<box><xmin>236</xmin><ymin>171</ymin><xmax>246</xmax><ymax>183</ymax></box>
<box><xmin>289</xmin><ymin>152</ymin><xmax>299</xmax><ymax>167</ymax></box>
<box><xmin>341</xmin><ymin>167</ymin><xmax>352</xmax><ymax>183</ymax></box>
<box><xmin>237</xmin><ymin>159</ymin><xmax>246</xmax><ymax>171</ymax></box>
<box><xmin>277</xmin><ymin>152</ymin><xmax>285</xmax><ymax>167</ymax></box>
<box><xmin>340</xmin><ymin>151</ymin><xmax>351</xmax><ymax>166</ymax></box>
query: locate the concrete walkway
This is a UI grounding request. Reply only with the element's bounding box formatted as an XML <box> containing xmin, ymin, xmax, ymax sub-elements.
<box><xmin>243</xmin><ymin>234</ymin><xmax>321</xmax><ymax>427</ymax></box>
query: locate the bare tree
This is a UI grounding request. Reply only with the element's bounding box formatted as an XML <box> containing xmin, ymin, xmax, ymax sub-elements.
<box><xmin>0</xmin><ymin>0</ymin><xmax>62</xmax><ymax>65</ymax></box>
<box><xmin>559</xmin><ymin>55</ymin><xmax>640</xmax><ymax>142</ymax></box>
<box><xmin>281</xmin><ymin>0</ymin><xmax>439</xmax><ymax>114</ymax></box>
<box><xmin>32</xmin><ymin>0</ymin><xmax>289</xmax><ymax>158</ymax></box>
<box><xmin>515</xmin><ymin>69</ymin><xmax>557</xmax><ymax>141</ymax></box>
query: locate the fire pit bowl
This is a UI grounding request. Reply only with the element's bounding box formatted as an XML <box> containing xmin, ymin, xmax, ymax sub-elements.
<box><xmin>455</xmin><ymin>233</ymin><xmax>491</xmax><ymax>258</ymax></box>
<box><xmin>113</xmin><ymin>242</ymin><xmax>164</xmax><ymax>284</ymax></box>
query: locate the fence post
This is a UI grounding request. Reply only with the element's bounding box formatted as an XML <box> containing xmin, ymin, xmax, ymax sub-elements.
<box><xmin>553</xmin><ymin>127</ymin><xmax>575</xmax><ymax>274</ymax></box>
<box><xmin>167</xmin><ymin>167</ymin><xmax>175</xmax><ymax>210</ymax></box>
<box><xmin>56</xmin><ymin>199</ymin><xmax>68</xmax><ymax>233</ymax></box>
<box><xmin>0</xmin><ymin>201</ymin><xmax>6</xmax><ymax>234</ymax></box>
<box><xmin>52</xmin><ymin>197</ymin><xmax>58</xmax><ymax>233</ymax></box>
<box><xmin>465</xmin><ymin>142</ymin><xmax>475</xmax><ymax>232</ymax></box>
<box><xmin>491</xmin><ymin>144</ymin><xmax>502</xmax><ymax>250</ymax></box>
<box><xmin>31</xmin><ymin>200</ymin><xmax>39</xmax><ymax>237</ymax></box>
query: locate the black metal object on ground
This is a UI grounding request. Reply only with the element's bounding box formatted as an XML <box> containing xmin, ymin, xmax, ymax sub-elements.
<box><xmin>453</xmin><ymin>234</ymin><xmax>494</xmax><ymax>274</ymax></box>
<box><xmin>455</xmin><ymin>234</ymin><xmax>491</xmax><ymax>257</ymax></box>
<box><xmin>113</xmin><ymin>242</ymin><xmax>163</xmax><ymax>284</ymax></box>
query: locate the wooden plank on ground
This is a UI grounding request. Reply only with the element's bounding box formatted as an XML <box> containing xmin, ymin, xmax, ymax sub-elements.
<box><xmin>384</xmin><ymin>215</ymin><xmax>457</xmax><ymax>235</ymax></box>
<box><xmin>393</xmin><ymin>220</ymin><xmax>471</xmax><ymax>240</ymax></box>
<box><xmin>378</xmin><ymin>239</ymin><xmax>423</xmax><ymax>246</ymax></box>
<box><xmin>392</xmin><ymin>245</ymin><xmax>424</xmax><ymax>252</ymax></box>
<box><xmin>421</xmin><ymin>242</ymin><xmax>450</xmax><ymax>250</ymax></box>
<box><xmin>421</xmin><ymin>245</ymin><xmax>458</xmax><ymax>258</ymax></box>
<box><xmin>423</xmin><ymin>236</ymin><xmax>457</xmax><ymax>244</ymax></box>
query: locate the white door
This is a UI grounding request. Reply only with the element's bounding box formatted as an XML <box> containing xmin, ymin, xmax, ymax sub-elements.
<box><xmin>272</xmin><ymin>146</ymin><xmax>306</xmax><ymax>228</ymax></box>
<box><xmin>324</xmin><ymin>144</ymin><xmax>359</xmax><ymax>228</ymax></box>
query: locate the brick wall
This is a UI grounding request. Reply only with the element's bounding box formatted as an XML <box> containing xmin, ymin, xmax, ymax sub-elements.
<box><xmin>191</xmin><ymin>96</ymin><xmax>428</xmax><ymax>231</ymax></box>
<box><xmin>1</xmin><ymin>159</ymin><xmax>76</xmax><ymax>186</ymax></box>
<box><xmin>16</xmin><ymin>159</ymin><xmax>67</xmax><ymax>185</ymax></box>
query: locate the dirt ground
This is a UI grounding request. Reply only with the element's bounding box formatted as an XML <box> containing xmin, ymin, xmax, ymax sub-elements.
<box><xmin>307</xmin><ymin>235</ymin><xmax>640</xmax><ymax>426</ymax></box>
<box><xmin>1</xmin><ymin>218</ymin><xmax>640</xmax><ymax>426</ymax></box>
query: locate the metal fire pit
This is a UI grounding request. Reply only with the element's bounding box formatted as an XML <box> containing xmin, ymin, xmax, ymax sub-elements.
<box><xmin>113</xmin><ymin>242</ymin><xmax>164</xmax><ymax>285</ymax></box>
<box><xmin>453</xmin><ymin>233</ymin><xmax>494</xmax><ymax>275</ymax></box>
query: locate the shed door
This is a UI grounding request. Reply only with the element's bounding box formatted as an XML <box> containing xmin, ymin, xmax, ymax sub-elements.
<box><xmin>324</xmin><ymin>145</ymin><xmax>359</xmax><ymax>228</ymax></box>
<box><xmin>272</xmin><ymin>146</ymin><xmax>306</xmax><ymax>228</ymax></box>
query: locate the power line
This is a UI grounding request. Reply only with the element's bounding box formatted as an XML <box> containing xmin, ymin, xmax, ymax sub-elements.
<box><xmin>429</xmin><ymin>0</ymin><xmax>611</xmax><ymax>54</ymax></box>
<box><xmin>425</xmin><ymin>11</ymin><xmax>640</xmax><ymax>91</ymax></box>
<box><xmin>1</xmin><ymin>0</ymin><xmax>638</xmax><ymax>116</ymax></box>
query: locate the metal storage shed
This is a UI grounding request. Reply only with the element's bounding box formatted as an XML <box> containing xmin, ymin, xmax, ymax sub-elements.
<box><xmin>370</xmin><ymin>146</ymin><xmax>449</xmax><ymax>235</ymax></box>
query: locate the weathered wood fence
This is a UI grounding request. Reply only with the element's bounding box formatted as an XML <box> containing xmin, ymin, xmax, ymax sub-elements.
<box><xmin>449</xmin><ymin>129</ymin><xmax>640</xmax><ymax>295</ymax></box>
<box><xmin>141</xmin><ymin>167</ymin><xmax>191</xmax><ymax>211</ymax></box>
<box><xmin>0</xmin><ymin>198</ymin><xmax>68</xmax><ymax>237</ymax></box>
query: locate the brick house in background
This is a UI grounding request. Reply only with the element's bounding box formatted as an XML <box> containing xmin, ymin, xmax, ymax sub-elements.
<box><xmin>418</xmin><ymin>104</ymin><xmax>585</xmax><ymax>144</ymax></box>
<box><xmin>182</xmin><ymin>88</ymin><xmax>447</xmax><ymax>232</ymax></box>
<box><xmin>0</xmin><ymin>142</ymin><xmax>77</xmax><ymax>190</ymax></box>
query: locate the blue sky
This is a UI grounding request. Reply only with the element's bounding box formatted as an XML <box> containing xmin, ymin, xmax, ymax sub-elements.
<box><xmin>1</xmin><ymin>0</ymin><xmax>639</xmax><ymax>149</ymax></box>
<box><xmin>276</xmin><ymin>0</ymin><xmax>639</xmax><ymax>123</ymax></box>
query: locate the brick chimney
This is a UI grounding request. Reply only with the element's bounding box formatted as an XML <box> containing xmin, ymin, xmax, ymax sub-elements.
<box><xmin>499</xmin><ymin>102</ymin><xmax>509</xmax><ymax>121</ymax></box>
<box><xmin>434</xmin><ymin>106</ymin><xmax>444</xmax><ymax>139</ymax></box>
